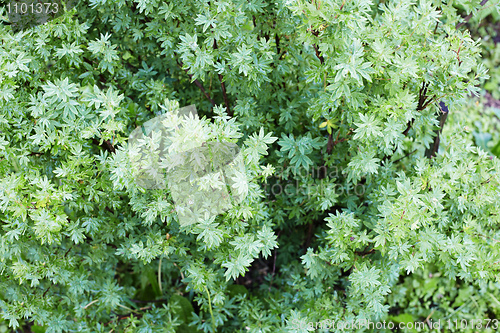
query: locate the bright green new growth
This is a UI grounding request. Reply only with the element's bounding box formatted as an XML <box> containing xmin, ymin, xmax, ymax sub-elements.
<box><xmin>0</xmin><ymin>0</ymin><xmax>499</xmax><ymax>332</ymax></box>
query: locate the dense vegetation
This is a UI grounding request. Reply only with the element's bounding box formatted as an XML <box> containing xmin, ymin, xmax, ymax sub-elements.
<box><xmin>1</xmin><ymin>0</ymin><xmax>500</xmax><ymax>332</ymax></box>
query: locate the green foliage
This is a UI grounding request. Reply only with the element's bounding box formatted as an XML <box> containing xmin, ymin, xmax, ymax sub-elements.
<box><xmin>0</xmin><ymin>0</ymin><xmax>500</xmax><ymax>332</ymax></box>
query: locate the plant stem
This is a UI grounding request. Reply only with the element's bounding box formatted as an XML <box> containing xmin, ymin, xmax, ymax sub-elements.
<box><xmin>158</xmin><ymin>256</ymin><xmax>163</xmax><ymax>295</ymax></box>
<box><xmin>204</xmin><ymin>285</ymin><xmax>216</xmax><ymax>332</ymax></box>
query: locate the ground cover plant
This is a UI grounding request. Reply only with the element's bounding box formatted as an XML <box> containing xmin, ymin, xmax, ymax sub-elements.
<box><xmin>1</xmin><ymin>0</ymin><xmax>500</xmax><ymax>332</ymax></box>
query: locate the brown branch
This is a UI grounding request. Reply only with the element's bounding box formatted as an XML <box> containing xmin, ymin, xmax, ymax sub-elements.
<box><xmin>327</xmin><ymin>129</ymin><xmax>353</xmax><ymax>155</ymax></box>
<box><xmin>268</xmin><ymin>230</ymin><xmax>281</xmax><ymax>292</ymax></box>
<box><xmin>213</xmin><ymin>40</ymin><xmax>232</xmax><ymax>116</ymax></box>
<box><xmin>384</xmin><ymin>81</ymin><xmax>437</xmax><ymax>163</ymax></box>
<box><xmin>64</xmin><ymin>246</ymin><xmax>73</xmax><ymax>257</ymax></box>
<box><xmin>218</xmin><ymin>73</ymin><xmax>231</xmax><ymax>116</ymax></box>
<box><xmin>452</xmin><ymin>40</ymin><xmax>463</xmax><ymax>66</ymax></box>
<box><xmin>275</xmin><ymin>33</ymin><xmax>281</xmax><ymax>56</ymax></box>
<box><xmin>425</xmin><ymin>102</ymin><xmax>449</xmax><ymax>158</ymax></box>
<box><xmin>433</xmin><ymin>20</ymin><xmax>439</xmax><ymax>34</ymax></box>
<box><xmin>177</xmin><ymin>60</ymin><xmax>215</xmax><ymax>107</ymax></box>
<box><xmin>402</xmin><ymin>119</ymin><xmax>415</xmax><ymax>137</ymax></box>
<box><xmin>355</xmin><ymin>246</ymin><xmax>375</xmax><ymax>257</ymax></box>
<box><xmin>130</xmin><ymin>299</ymin><xmax>168</xmax><ymax>303</ymax></box>
<box><xmin>326</xmin><ymin>132</ymin><xmax>334</xmax><ymax>155</ymax></box>
<box><xmin>334</xmin><ymin>135</ymin><xmax>352</xmax><ymax>145</ymax></box>
<box><xmin>42</xmin><ymin>286</ymin><xmax>50</xmax><ymax>298</ymax></box>
<box><xmin>92</xmin><ymin>138</ymin><xmax>115</xmax><ymax>154</ymax></box>
<box><xmin>334</xmin><ymin>129</ymin><xmax>353</xmax><ymax>145</ymax></box>
<box><xmin>423</xmin><ymin>0</ymin><xmax>488</xmax><ymax>157</ymax></box>
<box><xmin>456</xmin><ymin>0</ymin><xmax>489</xmax><ymax>29</ymax></box>
<box><xmin>312</xmin><ymin>44</ymin><xmax>325</xmax><ymax>64</ymax></box>
<box><xmin>104</xmin><ymin>306</ymin><xmax>152</xmax><ymax>327</ymax></box>
<box><xmin>421</xmin><ymin>94</ymin><xmax>436</xmax><ymax>110</ymax></box>
<box><xmin>402</xmin><ymin>82</ymin><xmax>435</xmax><ymax>137</ymax></box>
<box><xmin>393</xmin><ymin>149</ymin><xmax>418</xmax><ymax>164</ymax></box>
<box><xmin>304</xmin><ymin>222</ymin><xmax>314</xmax><ymax>249</ymax></box>
<box><xmin>387</xmin><ymin>0</ymin><xmax>490</xmax><ymax>161</ymax></box>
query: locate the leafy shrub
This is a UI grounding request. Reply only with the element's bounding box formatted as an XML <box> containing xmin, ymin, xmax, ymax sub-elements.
<box><xmin>0</xmin><ymin>0</ymin><xmax>499</xmax><ymax>332</ymax></box>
